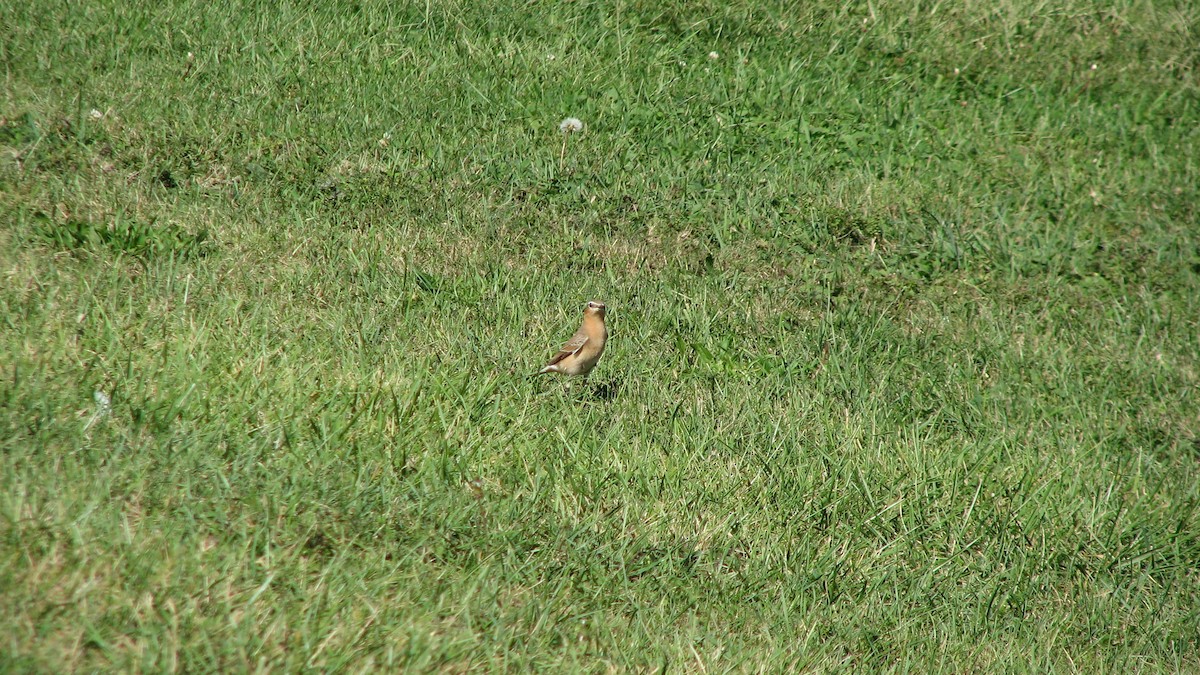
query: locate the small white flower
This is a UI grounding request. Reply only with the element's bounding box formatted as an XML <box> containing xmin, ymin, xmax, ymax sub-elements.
<box><xmin>89</xmin><ymin>109</ymin><xmax>104</xmax><ymax>120</ymax></box>
<box><xmin>559</xmin><ymin>117</ymin><xmax>583</xmax><ymax>134</ymax></box>
<box><xmin>1090</xmin><ymin>63</ymin><xmax>1097</xmax><ymax>70</ymax></box>
<box><xmin>546</xmin><ymin>54</ymin><xmax>556</xmax><ymax>61</ymax></box>
<box><xmin>678</xmin><ymin>60</ymin><xmax>687</xmax><ymax>67</ymax></box>
<box><xmin>708</xmin><ymin>51</ymin><xmax>719</xmax><ymax>60</ymax></box>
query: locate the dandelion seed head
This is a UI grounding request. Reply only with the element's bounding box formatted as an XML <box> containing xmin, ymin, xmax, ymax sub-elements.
<box><xmin>559</xmin><ymin>117</ymin><xmax>583</xmax><ymax>134</ymax></box>
<box><xmin>85</xmin><ymin>390</ymin><xmax>111</xmax><ymax>431</ymax></box>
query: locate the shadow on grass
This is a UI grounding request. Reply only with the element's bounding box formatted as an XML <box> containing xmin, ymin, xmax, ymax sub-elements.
<box><xmin>589</xmin><ymin>378</ymin><xmax>621</xmax><ymax>401</ymax></box>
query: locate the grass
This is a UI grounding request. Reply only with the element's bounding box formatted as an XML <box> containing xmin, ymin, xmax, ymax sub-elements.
<box><xmin>2</xmin><ymin>0</ymin><xmax>1199</xmax><ymax>670</ymax></box>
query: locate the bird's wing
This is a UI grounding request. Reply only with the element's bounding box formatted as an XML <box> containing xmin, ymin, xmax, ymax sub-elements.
<box><xmin>545</xmin><ymin>329</ymin><xmax>589</xmax><ymax>366</ymax></box>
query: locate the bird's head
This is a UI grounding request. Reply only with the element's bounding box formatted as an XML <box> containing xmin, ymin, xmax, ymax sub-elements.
<box><xmin>584</xmin><ymin>300</ymin><xmax>607</xmax><ymax>319</ymax></box>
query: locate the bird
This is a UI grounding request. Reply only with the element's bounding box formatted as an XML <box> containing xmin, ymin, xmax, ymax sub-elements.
<box><xmin>536</xmin><ymin>300</ymin><xmax>608</xmax><ymax>377</ymax></box>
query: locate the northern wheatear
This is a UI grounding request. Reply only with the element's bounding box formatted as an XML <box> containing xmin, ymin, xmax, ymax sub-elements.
<box><xmin>536</xmin><ymin>301</ymin><xmax>607</xmax><ymax>377</ymax></box>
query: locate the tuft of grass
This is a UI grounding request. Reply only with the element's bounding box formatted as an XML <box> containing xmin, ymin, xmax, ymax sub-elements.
<box><xmin>28</xmin><ymin>210</ymin><xmax>212</xmax><ymax>260</ymax></box>
<box><xmin>2</xmin><ymin>0</ymin><xmax>1198</xmax><ymax>671</ymax></box>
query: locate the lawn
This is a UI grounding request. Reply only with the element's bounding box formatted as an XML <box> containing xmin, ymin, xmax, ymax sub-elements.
<box><xmin>2</xmin><ymin>0</ymin><xmax>1199</xmax><ymax>670</ymax></box>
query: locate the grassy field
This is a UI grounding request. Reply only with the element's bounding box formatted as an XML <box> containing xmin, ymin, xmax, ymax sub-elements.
<box><xmin>3</xmin><ymin>0</ymin><xmax>1199</xmax><ymax>670</ymax></box>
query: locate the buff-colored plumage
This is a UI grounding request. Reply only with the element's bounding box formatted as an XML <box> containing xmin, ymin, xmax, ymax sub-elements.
<box><xmin>537</xmin><ymin>301</ymin><xmax>608</xmax><ymax>377</ymax></box>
